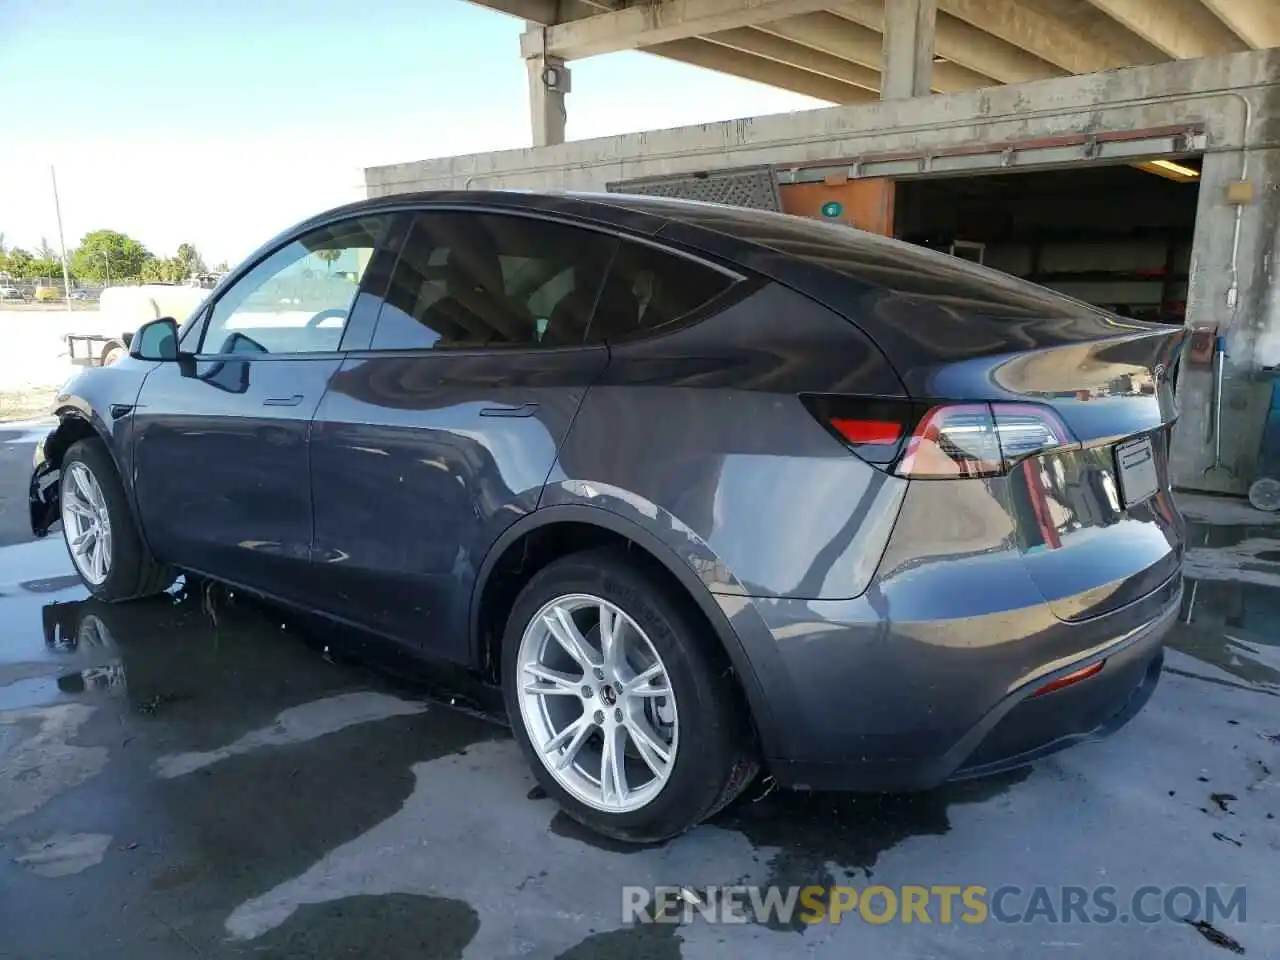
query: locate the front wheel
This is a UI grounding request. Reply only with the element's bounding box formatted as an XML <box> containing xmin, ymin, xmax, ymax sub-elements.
<box><xmin>502</xmin><ymin>548</ymin><xmax>757</xmax><ymax>842</ymax></box>
<box><xmin>60</xmin><ymin>439</ymin><xmax>174</xmax><ymax>601</ymax></box>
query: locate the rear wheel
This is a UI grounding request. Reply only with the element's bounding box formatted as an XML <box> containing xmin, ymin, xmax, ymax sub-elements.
<box><xmin>101</xmin><ymin>343</ymin><xmax>126</xmax><ymax>367</ymax></box>
<box><xmin>60</xmin><ymin>439</ymin><xmax>173</xmax><ymax>601</ymax></box>
<box><xmin>502</xmin><ymin>547</ymin><xmax>757</xmax><ymax>842</ymax></box>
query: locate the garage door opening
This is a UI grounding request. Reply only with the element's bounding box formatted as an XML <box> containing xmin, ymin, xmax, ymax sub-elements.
<box><xmin>893</xmin><ymin>158</ymin><xmax>1202</xmax><ymax>324</ymax></box>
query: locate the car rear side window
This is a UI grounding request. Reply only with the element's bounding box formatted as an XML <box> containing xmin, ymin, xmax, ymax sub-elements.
<box><xmin>585</xmin><ymin>239</ymin><xmax>738</xmax><ymax>343</ymax></box>
<box><xmin>370</xmin><ymin>213</ymin><xmax>614</xmax><ymax>350</ymax></box>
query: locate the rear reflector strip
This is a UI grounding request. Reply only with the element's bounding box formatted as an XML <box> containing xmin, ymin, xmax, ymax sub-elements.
<box><xmin>1030</xmin><ymin>659</ymin><xmax>1105</xmax><ymax>698</ymax></box>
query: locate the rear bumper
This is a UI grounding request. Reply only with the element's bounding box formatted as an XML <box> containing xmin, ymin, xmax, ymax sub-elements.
<box><xmin>726</xmin><ymin>572</ymin><xmax>1180</xmax><ymax>792</ymax></box>
<box><xmin>950</xmin><ymin>640</ymin><xmax>1163</xmax><ymax>783</ymax></box>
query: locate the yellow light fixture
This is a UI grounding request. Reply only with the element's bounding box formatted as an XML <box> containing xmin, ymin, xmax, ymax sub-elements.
<box><xmin>1132</xmin><ymin>159</ymin><xmax>1200</xmax><ymax>183</ymax></box>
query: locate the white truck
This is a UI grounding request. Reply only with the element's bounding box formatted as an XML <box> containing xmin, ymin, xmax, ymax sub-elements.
<box><xmin>66</xmin><ymin>276</ymin><xmax>220</xmax><ymax>366</ymax></box>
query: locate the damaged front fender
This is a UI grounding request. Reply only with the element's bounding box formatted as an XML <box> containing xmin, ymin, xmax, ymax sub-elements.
<box><xmin>30</xmin><ymin>429</ymin><xmax>63</xmax><ymax>538</ymax></box>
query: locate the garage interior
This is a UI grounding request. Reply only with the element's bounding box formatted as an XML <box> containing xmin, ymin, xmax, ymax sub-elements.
<box><xmin>893</xmin><ymin>157</ymin><xmax>1202</xmax><ymax>323</ymax></box>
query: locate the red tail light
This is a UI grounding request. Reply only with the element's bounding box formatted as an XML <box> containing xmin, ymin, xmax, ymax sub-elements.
<box><xmin>897</xmin><ymin>402</ymin><xmax>1074</xmax><ymax>479</ymax></box>
<box><xmin>829</xmin><ymin>417</ymin><xmax>903</xmax><ymax>446</ymax></box>
<box><xmin>804</xmin><ymin>396</ymin><xmax>1075</xmax><ymax>477</ymax></box>
<box><xmin>897</xmin><ymin>404</ymin><xmax>1003</xmax><ymax>479</ymax></box>
<box><xmin>802</xmin><ymin>396</ymin><xmax>910</xmax><ymax>466</ymax></box>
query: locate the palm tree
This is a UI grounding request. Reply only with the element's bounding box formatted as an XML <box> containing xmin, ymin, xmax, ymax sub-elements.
<box><xmin>315</xmin><ymin>248</ymin><xmax>342</xmax><ymax>274</ymax></box>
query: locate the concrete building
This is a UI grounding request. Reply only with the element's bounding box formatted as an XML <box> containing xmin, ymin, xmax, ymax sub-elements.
<box><xmin>365</xmin><ymin>0</ymin><xmax>1280</xmax><ymax>497</ymax></box>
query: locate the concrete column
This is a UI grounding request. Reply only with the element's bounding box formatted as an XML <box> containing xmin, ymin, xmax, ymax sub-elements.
<box><xmin>524</xmin><ymin>25</ymin><xmax>571</xmax><ymax>148</ymax></box>
<box><xmin>1172</xmin><ymin>143</ymin><xmax>1280</xmax><ymax>494</ymax></box>
<box><xmin>881</xmin><ymin>0</ymin><xmax>937</xmax><ymax>99</ymax></box>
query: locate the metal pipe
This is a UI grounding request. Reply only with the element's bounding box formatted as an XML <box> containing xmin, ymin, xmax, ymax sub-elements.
<box><xmin>410</xmin><ymin>89</ymin><xmax>1263</xmax><ymax>195</ymax></box>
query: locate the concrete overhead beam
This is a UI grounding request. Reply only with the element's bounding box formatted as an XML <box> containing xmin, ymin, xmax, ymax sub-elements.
<box><xmin>936</xmin><ymin>0</ymin><xmax>1131</xmax><ymax>74</ymax></box>
<box><xmin>705</xmin><ymin>27</ymin><xmax>883</xmax><ymax>91</ymax></box>
<box><xmin>520</xmin><ymin>0</ymin><xmax>842</xmax><ymax>60</ymax></box>
<box><xmin>647</xmin><ymin>36</ymin><xmax>879</xmax><ymax>102</ymax></box>
<box><xmin>1199</xmin><ymin>0</ymin><xmax>1280</xmax><ymax>49</ymax></box>
<box><xmin>762</xmin><ymin>12</ymin><xmax>994</xmax><ymax>92</ymax></box>
<box><xmin>1082</xmin><ymin>0</ymin><xmax>1245</xmax><ymax>59</ymax></box>
<box><xmin>464</xmin><ymin>0</ymin><xmax>560</xmax><ymax>24</ymax></box>
<box><xmin>833</xmin><ymin>1</ymin><xmax>1062</xmax><ymax>84</ymax></box>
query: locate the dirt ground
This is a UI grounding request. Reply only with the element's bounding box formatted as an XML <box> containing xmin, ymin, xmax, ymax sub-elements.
<box><xmin>0</xmin><ymin>307</ymin><xmax>94</xmax><ymax>422</ymax></box>
<box><xmin>0</xmin><ymin>385</ymin><xmax>58</xmax><ymax>423</ymax></box>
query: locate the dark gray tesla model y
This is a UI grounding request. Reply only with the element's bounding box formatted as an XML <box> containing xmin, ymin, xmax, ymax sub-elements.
<box><xmin>30</xmin><ymin>192</ymin><xmax>1185</xmax><ymax>841</ymax></box>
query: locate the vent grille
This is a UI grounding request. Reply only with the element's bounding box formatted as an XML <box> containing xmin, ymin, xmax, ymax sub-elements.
<box><xmin>606</xmin><ymin>167</ymin><xmax>781</xmax><ymax>212</ymax></box>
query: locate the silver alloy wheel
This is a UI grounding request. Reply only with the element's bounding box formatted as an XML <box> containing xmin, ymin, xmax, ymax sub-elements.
<box><xmin>61</xmin><ymin>462</ymin><xmax>113</xmax><ymax>586</ymax></box>
<box><xmin>517</xmin><ymin>593</ymin><xmax>679</xmax><ymax>813</ymax></box>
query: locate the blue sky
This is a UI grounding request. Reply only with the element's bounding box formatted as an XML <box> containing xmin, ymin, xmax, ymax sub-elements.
<box><xmin>0</xmin><ymin>0</ymin><xmax>820</xmax><ymax>265</ymax></box>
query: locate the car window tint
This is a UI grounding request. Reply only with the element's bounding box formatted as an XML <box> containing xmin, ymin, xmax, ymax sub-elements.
<box><xmin>588</xmin><ymin>239</ymin><xmax>736</xmax><ymax>342</ymax></box>
<box><xmin>200</xmin><ymin>216</ymin><xmax>387</xmax><ymax>355</ymax></box>
<box><xmin>370</xmin><ymin>213</ymin><xmax>614</xmax><ymax>350</ymax></box>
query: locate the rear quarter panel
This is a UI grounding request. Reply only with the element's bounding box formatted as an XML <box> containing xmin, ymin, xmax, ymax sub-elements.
<box><xmin>545</xmin><ymin>282</ymin><xmax>909</xmax><ymax>601</ymax></box>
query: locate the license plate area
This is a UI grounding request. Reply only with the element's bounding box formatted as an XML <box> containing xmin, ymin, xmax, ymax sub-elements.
<box><xmin>1115</xmin><ymin>435</ymin><xmax>1159</xmax><ymax>507</ymax></box>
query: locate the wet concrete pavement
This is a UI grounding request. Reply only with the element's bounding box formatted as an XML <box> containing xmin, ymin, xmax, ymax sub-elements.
<box><xmin>2</xmin><ymin>419</ymin><xmax>1279</xmax><ymax>958</ymax></box>
<box><xmin>0</xmin><ymin>419</ymin><xmax>51</xmax><ymax>548</ymax></box>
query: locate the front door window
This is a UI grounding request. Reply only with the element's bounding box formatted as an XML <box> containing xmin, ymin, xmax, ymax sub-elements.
<box><xmin>200</xmin><ymin>216</ymin><xmax>388</xmax><ymax>355</ymax></box>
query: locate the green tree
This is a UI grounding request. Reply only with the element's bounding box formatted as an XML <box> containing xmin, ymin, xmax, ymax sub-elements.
<box><xmin>6</xmin><ymin>248</ymin><xmax>34</xmax><ymax>279</ymax></box>
<box><xmin>30</xmin><ymin>256</ymin><xmax>62</xmax><ymax>281</ymax></box>
<box><xmin>213</xmin><ymin>260</ymin><xmax>229</xmax><ymax>273</ymax></box>
<box><xmin>141</xmin><ymin>257</ymin><xmax>171</xmax><ymax>283</ymax></box>
<box><xmin>140</xmin><ymin>256</ymin><xmax>188</xmax><ymax>284</ymax></box>
<box><xmin>174</xmin><ymin>242</ymin><xmax>205</xmax><ymax>278</ymax></box>
<box><xmin>70</xmin><ymin>229</ymin><xmax>150</xmax><ymax>283</ymax></box>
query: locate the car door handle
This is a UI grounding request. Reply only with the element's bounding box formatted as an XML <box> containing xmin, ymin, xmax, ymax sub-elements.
<box><xmin>479</xmin><ymin>402</ymin><xmax>539</xmax><ymax>418</ymax></box>
<box><xmin>263</xmin><ymin>394</ymin><xmax>305</xmax><ymax>407</ymax></box>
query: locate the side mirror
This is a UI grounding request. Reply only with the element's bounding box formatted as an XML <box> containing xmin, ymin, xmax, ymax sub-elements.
<box><xmin>130</xmin><ymin>317</ymin><xmax>180</xmax><ymax>361</ymax></box>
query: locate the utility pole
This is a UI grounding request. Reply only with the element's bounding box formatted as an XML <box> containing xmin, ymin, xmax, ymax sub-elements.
<box><xmin>50</xmin><ymin>165</ymin><xmax>74</xmax><ymax>306</ymax></box>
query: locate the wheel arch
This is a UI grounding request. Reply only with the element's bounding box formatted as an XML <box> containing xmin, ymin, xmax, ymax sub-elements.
<box><xmin>30</xmin><ymin>409</ymin><xmax>124</xmax><ymax>538</ymax></box>
<box><xmin>469</xmin><ymin>504</ymin><xmax>779</xmax><ymax>756</ymax></box>
<box><xmin>30</xmin><ymin>412</ymin><xmax>108</xmax><ymax>537</ymax></box>
<box><xmin>44</xmin><ymin>411</ymin><xmax>104</xmax><ymax>465</ymax></box>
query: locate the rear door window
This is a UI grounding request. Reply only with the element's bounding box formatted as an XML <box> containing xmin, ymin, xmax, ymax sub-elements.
<box><xmin>370</xmin><ymin>213</ymin><xmax>615</xmax><ymax>350</ymax></box>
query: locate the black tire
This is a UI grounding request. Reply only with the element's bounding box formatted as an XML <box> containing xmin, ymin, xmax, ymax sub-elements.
<box><xmin>101</xmin><ymin>343</ymin><xmax>127</xmax><ymax>367</ymax></box>
<box><xmin>60</xmin><ymin>438</ymin><xmax>174</xmax><ymax>601</ymax></box>
<box><xmin>502</xmin><ymin>547</ymin><xmax>758</xmax><ymax>843</ymax></box>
